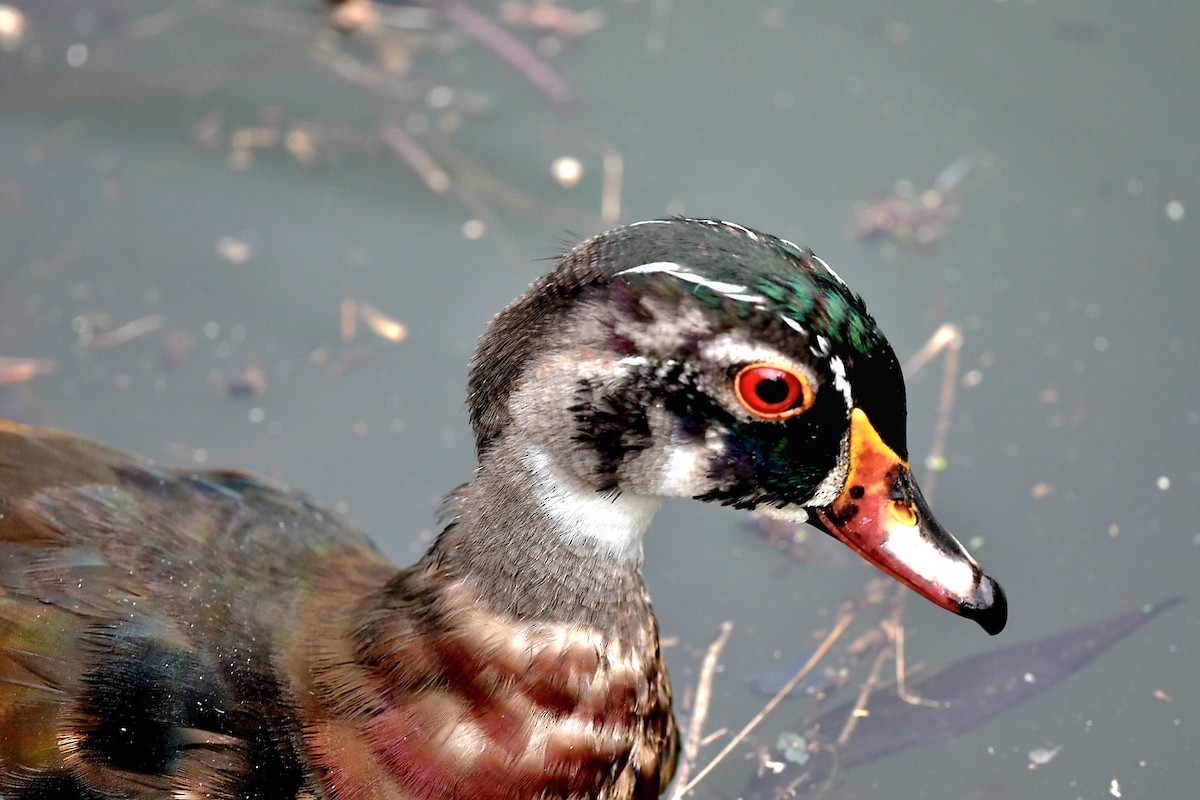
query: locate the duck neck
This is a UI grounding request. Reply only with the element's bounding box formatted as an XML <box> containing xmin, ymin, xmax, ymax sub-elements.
<box><xmin>418</xmin><ymin>438</ymin><xmax>663</xmax><ymax>634</ymax></box>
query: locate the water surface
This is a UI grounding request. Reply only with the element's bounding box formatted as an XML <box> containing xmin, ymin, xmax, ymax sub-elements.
<box><xmin>2</xmin><ymin>2</ymin><xmax>1197</xmax><ymax>797</ymax></box>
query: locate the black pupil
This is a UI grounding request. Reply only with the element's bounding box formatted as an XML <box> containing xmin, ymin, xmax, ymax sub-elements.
<box><xmin>755</xmin><ymin>375</ymin><xmax>791</xmax><ymax>406</ymax></box>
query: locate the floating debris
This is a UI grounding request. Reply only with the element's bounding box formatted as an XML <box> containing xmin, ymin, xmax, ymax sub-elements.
<box><xmin>74</xmin><ymin>313</ymin><xmax>167</xmax><ymax>350</ymax></box>
<box><xmin>1027</xmin><ymin>743</ymin><xmax>1062</xmax><ymax>770</ymax></box>
<box><xmin>192</xmin><ymin>109</ymin><xmax>225</xmax><ymax>149</ymax></box>
<box><xmin>340</xmin><ymin>298</ymin><xmax>358</xmax><ymax>343</ymax></box>
<box><xmin>601</xmin><ymin>148</ymin><xmax>623</xmax><ymax>224</ymax></box>
<box><xmin>328</xmin><ymin>0</ymin><xmax>379</xmax><ymax>32</ymax></box>
<box><xmin>323</xmin><ymin>298</ymin><xmax>406</xmax><ymax>376</ymax></box>
<box><xmin>0</xmin><ymin>356</ymin><xmax>57</xmax><ymax>385</ymax></box>
<box><xmin>413</xmin><ymin>0</ymin><xmax>577</xmax><ymax>106</ymax></box>
<box><xmin>500</xmin><ymin>1</ymin><xmax>606</xmax><ymax>39</ymax></box>
<box><xmin>284</xmin><ymin>123</ymin><xmax>323</xmax><ymax>167</ymax></box>
<box><xmin>215</xmin><ymin>236</ymin><xmax>254</xmax><ymax>264</ymax></box>
<box><xmin>381</xmin><ymin>123</ymin><xmax>451</xmax><ymax>195</ymax></box>
<box><xmin>341</xmin><ymin>299</ymin><xmax>408</xmax><ymax>343</ymax></box>
<box><xmin>1031</xmin><ymin>482</ymin><xmax>1055</xmax><ymax>498</ymax></box>
<box><xmin>0</xmin><ymin>4</ymin><xmax>26</xmax><ymax>51</ymax></box>
<box><xmin>462</xmin><ymin>219</ymin><xmax>486</xmax><ymax>240</ymax></box>
<box><xmin>744</xmin><ymin>598</ymin><xmax>1182</xmax><ymax>799</ymax></box>
<box><xmin>225</xmin><ymin>364</ymin><xmax>267</xmax><ymax>398</ymax></box>
<box><xmin>159</xmin><ymin>331</ymin><xmax>197</xmax><ymax>370</ymax></box>
<box><xmin>850</xmin><ymin>151</ymin><xmax>993</xmax><ymax>252</ymax></box>
<box><xmin>850</xmin><ymin>187</ymin><xmax>960</xmax><ymax>251</ymax></box>
<box><xmin>326</xmin><ymin>343</ymin><xmax>375</xmax><ymax>376</ymax></box>
<box><xmin>551</xmin><ymin>155</ymin><xmax>584</xmax><ymax>188</ymax></box>
<box><xmin>775</xmin><ymin>731</ymin><xmax>809</xmax><ymax>766</ymax></box>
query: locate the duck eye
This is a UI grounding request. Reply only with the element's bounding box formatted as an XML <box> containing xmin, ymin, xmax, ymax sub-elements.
<box><xmin>733</xmin><ymin>363</ymin><xmax>814</xmax><ymax>420</ymax></box>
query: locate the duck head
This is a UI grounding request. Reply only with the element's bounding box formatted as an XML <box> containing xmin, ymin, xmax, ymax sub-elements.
<box><xmin>468</xmin><ymin>218</ymin><xmax>1005</xmax><ymax>635</ymax></box>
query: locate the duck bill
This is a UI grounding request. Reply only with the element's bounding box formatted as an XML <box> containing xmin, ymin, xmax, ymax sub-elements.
<box><xmin>813</xmin><ymin>408</ymin><xmax>1007</xmax><ymax>635</ymax></box>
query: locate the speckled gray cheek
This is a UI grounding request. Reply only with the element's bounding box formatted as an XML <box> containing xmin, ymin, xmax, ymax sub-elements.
<box><xmin>506</xmin><ymin>345</ymin><xmax>624</xmax><ymax>485</ymax></box>
<box><xmin>605</xmin><ymin>293</ymin><xmax>719</xmax><ymax>359</ymax></box>
<box><xmin>616</xmin><ymin>404</ymin><xmax>723</xmax><ymax>497</ymax></box>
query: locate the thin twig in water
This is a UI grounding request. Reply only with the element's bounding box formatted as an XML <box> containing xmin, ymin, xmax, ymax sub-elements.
<box><xmin>903</xmin><ymin>322</ymin><xmax>962</xmax><ymax>497</ymax></box>
<box><xmin>424</xmin><ymin>0</ymin><xmax>576</xmax><ymax>106</ymax></box>
<box><xmin>675</xmin><ymin>608</ymin><xmax>856</xmax><ymax>796</ymax></box>
<box><xmin>892</xmin><ymin>616</ymin><xmax>943</xmax><ymax>708</ymax></box>
<box><xmin>78</xmin><ymin>314</ymin><xmax>167</xmax><ymax>349</ymax></box>
<box><xmin>669</xmin><ymin>621</ymin><xmax>733</xmax><ymax>800</ymax></box>
<box><xmin>601</xmin><ymin>149</ymin><xmax>623</xmax><ymax>224</ymax></box>
<box><xmin>642</xmin><ymin>0</ymin><xmax>673</xmax><ymax>59</ymax></box>
<box><xmin>381</xmin><ymin>124</ymin><xmax>451</xmax><ymax>195</ymax></box>
<box><xmin>835</xmin><ymin>602</ymin><xmax>903</xmax><ymax>746</ymax></box>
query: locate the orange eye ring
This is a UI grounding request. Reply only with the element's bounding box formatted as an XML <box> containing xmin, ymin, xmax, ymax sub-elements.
<box><xmin>733</xmin><ymin>363</ymin><xmax>814</xmax><ymax>420</ymax></box>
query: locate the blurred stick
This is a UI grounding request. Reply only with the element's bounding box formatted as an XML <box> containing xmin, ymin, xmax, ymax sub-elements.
<box><xmin>669</xmin><ymin>621</ymin><xmax>733</xmax><ymax>800</ymax></box>
<box><xmin>601</xmin><ymin>148</ymin><xmax>623</xmax><ymax>224</ymax></box>
<box><xmin>675</xmin><ymin>607</ymin><xmax>856</xmax><ymax>796</ymax></box>
<box><xmin>834</xmin><ymin>606</ymin><xmax>897</xmax><ymax>747</ymax></box>
<box><xmin>419</xmin><ymin>0</ymin><xmax>575</xmax><ymax>106</ymax></box>
<box><xmin>0</xmin><ymin>357</ymin><xmax>57</xmax><ymax>385</ymax></box>
<box><xmin>903</xmin><ymin>322</ymin><xmax>962</xmax><ymax>497</ymax></box>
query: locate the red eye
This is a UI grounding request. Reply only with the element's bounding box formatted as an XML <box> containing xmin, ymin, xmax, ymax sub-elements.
<box><xmin>733</xmin><ymin>363</ymin><xmax>814</xmax><ymax>420</ymax></box>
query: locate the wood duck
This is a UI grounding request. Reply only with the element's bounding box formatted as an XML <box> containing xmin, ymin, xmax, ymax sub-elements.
<box><xmin>0</xmin><ymin>218</ymin><xmax>1005</xmax><ymax>800</ymax></box>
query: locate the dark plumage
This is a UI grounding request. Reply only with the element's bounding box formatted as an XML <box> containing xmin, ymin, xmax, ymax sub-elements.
<box><xmin>0</xmin><ymin>218</ymin><xmax>1005</xmax><ymax>799</ymax></box>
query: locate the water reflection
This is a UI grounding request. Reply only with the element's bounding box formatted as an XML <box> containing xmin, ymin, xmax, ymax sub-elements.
<box><xmin>2</xmin><ymin>1</ymin><xmax>1198</xmax><ymax>797</ymax></box>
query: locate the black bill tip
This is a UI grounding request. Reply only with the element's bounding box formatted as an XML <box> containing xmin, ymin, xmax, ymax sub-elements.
<box><xmin>962</xmin><ymin>575</ymin><xmax>1007</xmax><ymax>635</ymax></box>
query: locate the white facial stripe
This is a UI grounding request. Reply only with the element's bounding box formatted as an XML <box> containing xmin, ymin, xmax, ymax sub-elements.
<box><xmin>782</xmin><ymin>316</ymin><xmax>806</xmax><ymax>335</ymax></box>
<box><xmin>806</xmin><ymin>428</ymin><xmax>850</xmax><ymax>506</ymax></box>
<box><xmin>523</xmin><ymin>447</ymin><xmax>662</xmax><ymax>562</ymax></box>
<box><xmin>881</xmin><ymin>526</ymin><xmax>979</xmax><ymax>600</ymax></box>
<box><xmin>723</xmin><ymin>289</ymin><xmax>768</xmax><ymax>304</ymax></box>
<box><xmin>713</xmin><ymin>220</ymin><xmax>759</xmax><ymax>241</ymax></box>
<box><xmin>698</xmin><ymin>335</ymin><xmax>809</xmax><ymax>377</ymax></box>
<box><xmin>618</xmin><ymin>262</ymin><xmax>768</xmax><ymax>307</ymax></box>
<box><xmin>809</xmin><ymin>253</ymin><xmax>848</xmax><ymax>287</ymax></box>
<box><xmin>829</xmin><ymin>355</ymin><xmax>853</xmax><ymax>406</ymax></box>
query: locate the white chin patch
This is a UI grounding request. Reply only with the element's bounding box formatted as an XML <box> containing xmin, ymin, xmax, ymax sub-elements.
<box><xmin>658</xmin><ymin>445</ymin><xmax>704</xmax><ymax>496</ymax></box>
<box><xmin>524</xmin><ymin>447</ymin><xmax>662</xmax><ymax>562</ymax></box>
<box><xmin>754</xmin><ymin>504</ymin><xmax>813</xmax><ymax>526</ymax></box>
<box><xmin>800</xmin><ymin>428</ymin><xmax>850</xmax><ymax>508</ymax></box>
<box><xmin>654</xmin><ymin>429</ymin><xmax>725</xmax><ymax>497</ymax></box>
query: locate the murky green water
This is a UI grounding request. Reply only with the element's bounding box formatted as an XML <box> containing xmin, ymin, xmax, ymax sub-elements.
<box><xmin>2</xmin><ymin>2</ymin><xmax>1198</xmax><ymax>797</ymax></box>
